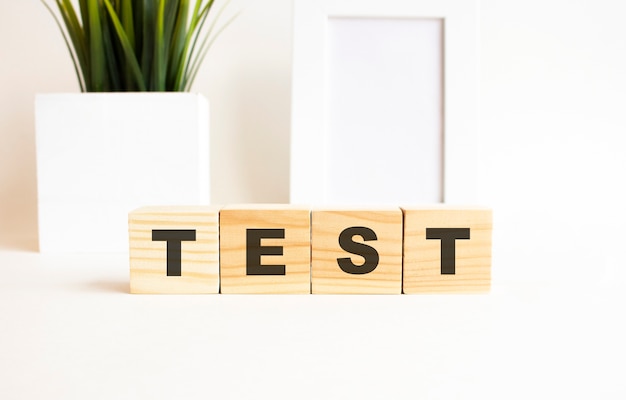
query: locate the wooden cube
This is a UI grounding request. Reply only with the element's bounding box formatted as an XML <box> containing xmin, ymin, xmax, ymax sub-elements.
<box><xmin>311</xmin><ymin>208</ymin><xmax>403</xmax><ymax>294</ymax></box>
<box><xmin>219</xmin><ymin>204</ymin><xmax>311</xmax><ymax>294</ymax></box>
<box><xmin>402</xmin><ymin>206</ymin><xmax>492</xmax><ymax>293</ymax></box>
<box><xmin>129</xmin><ymin>206</ymin><xmax>220</xmax><ymax>294</ymax></box>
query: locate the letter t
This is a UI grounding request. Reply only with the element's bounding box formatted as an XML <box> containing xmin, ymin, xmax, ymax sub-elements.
<box><xmin>426</xmin><ymin>228</ymin><xmax>470</xmax><ymax>275</ymax></box>
<box><xmin>152</xmin><ymin>229</ymin><xmax>197</xmax><ymax>276</ymax></box>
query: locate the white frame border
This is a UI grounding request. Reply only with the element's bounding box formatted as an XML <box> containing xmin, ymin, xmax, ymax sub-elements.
<box><xmin>290</xmin><ymin>0</ymin><xmax>478</xmax><ymax>204</ymax></box>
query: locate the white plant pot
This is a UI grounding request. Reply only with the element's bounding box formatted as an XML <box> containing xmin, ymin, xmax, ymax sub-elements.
<box><xmin>35</xmin><ymin>93</ymin><xmax>210</xmax><ymax>253</ymax></box>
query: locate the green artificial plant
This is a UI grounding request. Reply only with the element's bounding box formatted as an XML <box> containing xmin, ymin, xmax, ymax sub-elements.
<box><xmin>42</xmin><ymin>0</ymin><xmax>236</xmax><ymax>92</ymax></box>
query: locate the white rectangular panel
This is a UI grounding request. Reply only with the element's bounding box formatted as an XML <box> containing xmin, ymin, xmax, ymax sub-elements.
<box><xmin>326</xmin><ymin>18</ymin><xmax>442</xmax><ymax>204</ymax></box>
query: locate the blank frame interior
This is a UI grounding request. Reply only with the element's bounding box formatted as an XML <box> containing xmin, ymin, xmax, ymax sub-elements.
<box><xmin>326</xmin><ymin>17</ymin><xmax>443</xmax><ymax>204</ymax></box>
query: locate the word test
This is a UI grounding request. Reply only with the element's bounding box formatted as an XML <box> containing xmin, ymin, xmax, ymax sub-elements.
<box><xmin>129</xmin><ymin>205</ymin><xmax>492</xmax><ymax>294</ymax></box>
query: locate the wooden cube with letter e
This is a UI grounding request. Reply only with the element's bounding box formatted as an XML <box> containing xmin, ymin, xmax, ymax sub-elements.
<box><xmin>219</xmin><ymin>204</ymin><xmax>311</xmax><ymax>294</ymax></box>
<box><xmin>129</xmin><ymin>206</ymin><xmax>220</xmax><ymax>294</ymax></box>
<box><xmin>311</xmin><ymin>208</ymin><xmax>403</xmax><ymax>294</ymax></box>
<box><xmin>402</xmin><ymin>206</ymin><xmax>492</xmax><ymax>293</ymax></box>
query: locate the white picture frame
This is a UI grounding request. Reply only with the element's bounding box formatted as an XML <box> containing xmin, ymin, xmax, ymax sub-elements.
<box><xmin>290</xmin><ymin>0</ymin><xmax>478</xmax><ymax>205</ymax></box>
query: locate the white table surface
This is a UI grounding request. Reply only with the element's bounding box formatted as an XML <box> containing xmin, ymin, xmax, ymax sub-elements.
<box><xmin>1</xmin><ymin>246</ymin><xmax>624</xmax><ymax>399</ymax></box>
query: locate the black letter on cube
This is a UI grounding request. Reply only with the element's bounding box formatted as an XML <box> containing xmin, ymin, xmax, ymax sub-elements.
<box><xmin>152</xmin><ymin>229</ymin><xmax>197</xmax><ymax>276</ymax></box>
<box><xmin>426</xmin><ymin>228</ymin><xmax>470</xmax><ymax>275</ymax></box>
<box><xmin>246</xmin><ymin>229</ymin><xmax>286</xmax><ymax>275</ymax></box>
<box><xmin>337</xmin><ymin>226</ymin><xmax>379</xmax><ymax>274</ymax></box>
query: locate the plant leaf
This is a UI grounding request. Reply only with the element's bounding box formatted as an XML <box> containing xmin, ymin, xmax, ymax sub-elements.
<box><xmin>120</xmin><ymin>0</ymin><xmax>135</xmax><ymax>89</ymax></box>
<box><xmin>140</xmin><ymin>0</ymin><xmax>155</xmax><ymax>88</ymax></box>
<box><xmin>167</xmin><ymin>0</ymin><xmax>189</xmax><ymax>90</ymax></box>
<box><xmin>153</xmin><ymin>0</ymin><xmax>167</xmax><ymax>90</ymax></box>
<box><xmin>185</xmin><ymin>4</ymin><xmax>239</xmax><ymax>91</ymax></box>
<box><xmin>183</xmin><ymin>0</ymin><xmax>215</xmax><ymax>84</ymax></box>
<box><xmin>87</xmin><ymin>0</ymin><xmax>106</xmax><ymax>91</ymax></box>
<box><xmin>42</xmin><ymin>0</ymin><xmax>86</xmax><ymax>91</ymax></box>
<box><xmin>101</xmin><ymin>4</ymin><xmax>121</xmax><ymax>91</ymax></box>
<box><xmin>102</xmin><ymin>0</ymin><xmax>147</xmax><ymax>91</ymax></box>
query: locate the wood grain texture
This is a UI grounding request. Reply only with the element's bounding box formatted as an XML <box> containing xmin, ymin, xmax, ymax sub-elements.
<box><xmin>402</xmin><ymin>206</ymin><xmax>492</xmax><ymax>293</ymax></box>
<box><xmin>129</xmin><ymin>206</ymin><xmax>219</xmax><ymax>294</ymax></box>
<box><xmin>311</xmin><ymin>208</ymin><xmax>402</xmax><ymax>294</ymax></box>
<box><xmin>219</xmin><ymin>205</ymin><xmax>311</xmax><ymax>294</ymax></box>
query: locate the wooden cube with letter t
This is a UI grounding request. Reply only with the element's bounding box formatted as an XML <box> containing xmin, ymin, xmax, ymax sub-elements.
<box><xmin>129</xmin><ymin>206</ymin><xmax>220</xmax><ymax>294</ymax></box>
<box><xmin>402</xmin><ymin>206</ymin><xmax>492</xmax><ymax>293</ymax></box>
<box><xmin>219</xmin><ymin>204</ymin><xmax>311</xmax><ymax>294</ymax></box>
<box><xmin>311</xmin><ymin>208</ymin><xmax>403</xmax><ymax>294</ymax></box>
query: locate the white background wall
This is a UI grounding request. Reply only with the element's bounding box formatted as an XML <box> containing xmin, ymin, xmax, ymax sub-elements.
<box><xmin>1</xmin><ymin>0</ymin><xmax>625</xmax><ymax>285</ymax></box>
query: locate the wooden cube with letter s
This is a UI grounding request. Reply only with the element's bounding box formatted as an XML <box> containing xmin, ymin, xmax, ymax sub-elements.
<box><xmin>311</xmin><ymin>207</ymin><xmax>403</xmax><ymax>294</ymax></box>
